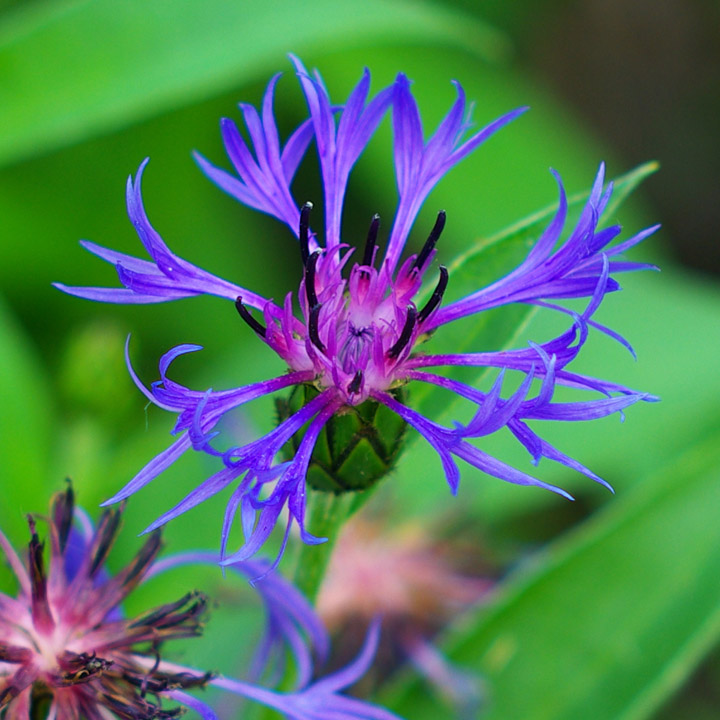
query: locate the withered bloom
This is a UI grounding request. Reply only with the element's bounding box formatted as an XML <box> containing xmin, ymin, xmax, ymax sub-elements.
<box><xmin>0</xmin><ymin>486</ymin><xmax>400</xmax><ymax>720</ymax></box>
<box><xmin>0</xmin><ymin>485</ymin><xmax>209</xmax><ymax>719</ymax></box>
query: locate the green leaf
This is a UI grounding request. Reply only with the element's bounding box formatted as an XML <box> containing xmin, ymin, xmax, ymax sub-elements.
<box><xmin>0</xmin><ymin>0</ymin><xmax>507</xmax><ymax>168</ymax></box>
<box><xmin>385</xmin><ymin>428</ymin><xmax>720</xmax><ymax>720</ymax></box>
<box><xmin>445</xmin><ymin>159</ymin><xmax>659</xmax><ymax>280</ymax></box>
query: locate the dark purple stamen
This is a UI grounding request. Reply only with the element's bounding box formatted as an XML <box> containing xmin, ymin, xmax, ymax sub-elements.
<box><xmin>235</xmin><ymin>297</ymin><xmax>267</xmax><ymax>338</ymax></box>
<box><xmin>305</xmin><ymin>250</ymin><xmax>321</xmax><ymax>308</ymax></box>
<box><xmin>347</xmin><ymin>371</ymin><xmax>363</xmax><ymax>395</ymax></box>
<box><xmin>308</xmin><ymin>304</ymin><xmax>325</xmax><ymax>353</ymax></box>
<box><xmin>387</xmin><ymin>306</ymin><xmax>417</xmax><ymax>359</ymax></box>
<box><xmin>27</xmin><ymin>515</ymin><xmax>55</xmax><ymax>633</ymax></box>
<box><xmin>88</xmin><ymin>508</ymin><xmax>122</xmax><ymax>577</ymax></box>
<box><xmin>414</xmin><ymin>210</ymin><xmax>446</xmax><ymax>270</ymax></box>
<box><xmin>53</xmin><ymin>481</ymin><xmax>74</xmax><ymax>554</ymax></box>
<box><xmin>362</xmin><ymin>214</ymin><xmax>380</xmax><ymax>267</ymax></box>
<box><xmin>299</xmin><ymin>202</ymin><xmax>313</xmax><ymax>267</ymax></box>
<box><xmin>0</xmin><ymin>645</ymin><xmax>32</xmax><ymax>664</ymax></box>
<box><xmin>417</xmin><ymin>265</ymin><xmax>449</xmax><ymax>323</ymax></box>
<box><xmin>139</xmin><ymin>649</ymin><xmax>161</xmax><ymax>698</ymax></box>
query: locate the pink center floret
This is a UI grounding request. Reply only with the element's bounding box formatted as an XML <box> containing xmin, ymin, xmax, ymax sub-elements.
<box><xmin>240</xmin><ymin>207</ymin><xmax>448</xmax><ymax>406</ymax></box>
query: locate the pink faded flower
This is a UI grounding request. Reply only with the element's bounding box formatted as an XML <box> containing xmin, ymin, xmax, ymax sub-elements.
<box><xmin>0</xmin><ymin>485</ymin><xmax>400</xmax><ymax>720</ymax></box>
<box><xmin>317</xmin><ymin>516</ymin><xmax>490</xmax><ymax>629</ymax></box>
<box><xmin>317</xmin><ymin>515</ymin><xmax>491</xmax><ymax>713</ymax></box>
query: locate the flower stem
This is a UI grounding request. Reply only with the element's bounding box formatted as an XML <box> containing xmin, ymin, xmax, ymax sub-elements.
<box><xmin>291</xmin><ymin>488</ymin><xmax>372</xmax><ymax>603</ymax></box>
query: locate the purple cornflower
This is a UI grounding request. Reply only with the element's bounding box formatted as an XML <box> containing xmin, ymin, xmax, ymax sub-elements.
<box><xmin>55</xmin><ymin>56</ymin><xmax>658</xmax><ymax>565</ymax></box>
<box><xmin>0</xmin><ymin>485</ymin><xmax>400</xmax><ymax>720</ymax></box>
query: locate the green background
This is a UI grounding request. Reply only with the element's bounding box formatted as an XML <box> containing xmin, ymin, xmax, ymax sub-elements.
<box><xmin>1</xmin><ymin>1</ymin><xmax>719</xmax><ymax>718</ymax></box>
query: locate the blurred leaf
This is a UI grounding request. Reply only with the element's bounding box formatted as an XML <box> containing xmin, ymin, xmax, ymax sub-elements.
<box><xmin>386</xmin><ymin>427</ymin><xmax>720</xmax><ymax>720</ymax></box>
<box><xmin>0</xmin><ymin>294</ymin><xmax>55</xmax><ymax>536</ymax></box>
<box><xmin>56</xmin><ymin>319</ymin><xmax>137</xmax><ymax>424</ymax></box>
<box><xmin>445</xmin><ymin>160</ymin><xmax>658</xmax><ymax>285</ymax></box>
<box><xmin>655</xmin><ymin>646</ymin><xmax>720</xmax><ymax>720</ymax></box>
<box><xmin>0</xmin><ymin>0</ymin><xmax>506</xmax><ymax>168</ymax></box>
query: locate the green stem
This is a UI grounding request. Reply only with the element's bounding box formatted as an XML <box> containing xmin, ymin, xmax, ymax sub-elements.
<box><xmin>253</xmin><ymin>488</ymin><xmax>379</xmax><ymax>718</ymax></box>
<box><xmin>291</xmin><ymin>487</ymin><xmax>373</xmax><ymax>603</ymax></box>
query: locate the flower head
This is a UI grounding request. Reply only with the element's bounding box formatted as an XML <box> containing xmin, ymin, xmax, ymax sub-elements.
<box><xmin>317</xmin><ymin>515</ymin><xmax>491</xmax><ymax>714</ymax></box>
<box><xmin>317</xmin><ymin>516</ymin><xmax>490</xmax><ymax>630</ymax></box>
<box><xmin>0</xmin><ymin>485</ymin><xmax>400</xmax><ymax>720</ymax></box>
<box><xmin>0</xmin><ymin>484</ymin><xmax>210</xmax><ymax>719</ymax></box>
<box><xmin>55</xmin><ymin>57</ymin><xmax>658</xmax><ymax>565</ymax></box>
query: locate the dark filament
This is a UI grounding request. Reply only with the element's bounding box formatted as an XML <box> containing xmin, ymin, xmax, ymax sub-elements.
<box><xmin>305</xmin><ymin>251</ymin><xmax>321</xmax><ymax>308</ymax></box>
<box><xmin>351</xmin><ymin>325</ymin><xmax>373</xmax><ymax>339</ymax></box>
<box><xmin>308</xmin><ymin>304</ymin><xmax>325</xmax><ymax>353</ymax></box>
<box><xmin>347</xmin><ymin>371</ymin><xmax>363</xmax><ymax>395</ymax></box>
<box><xmin>139</xmin><ymin>648</ymin><xmax>161</xmax><ymax>698</ymax></box>
<box><xmin>387</xmin><ymin>306</ymin><xmax>417</xmax><ymax>359</ymax></box>
<box><xmin>128</xmin><ymin>591</ymin><xmax>206</xmax><ymax>631</ymax></box>
<box><xmin>414</xmin><ymin>210</ymin><xmax>446</xmax><ymax>270</ymax></box>
<box><xmin>299</xmin><ymin>202</ymin><xmax>313</xmax><ymax>267</ymax></box>
<box><xmin>362</xmin><ymin>214</ymin><xmax>380</xmax><ymax>267</ymax></box>
<box><xmin>27</xmin><ymin>516</ymin><xmax>54</xmax><ymax>634</ymax></box>
<box><xmin>235</xmin><ymin>297</ymin><xmax>267</xmax><ymax>338</ymax></box>
<box><xmin>53</xmin><ymin>481</ymin><xmax>74</xmax><ymax>554</ymax></box>
<box><xmin>417</xmin><ymin>265</ymin><xmax>449</xmax><ymax>323</ymax></box>
<box><xmin>88</xmin><ymin>508</ymin><xmax>122</xmax><ymax>578</ymax></box>
<box><xmin>0</xmin><ymin>645</ymin><xmax>32</xmax><ymax>664</ymax></box>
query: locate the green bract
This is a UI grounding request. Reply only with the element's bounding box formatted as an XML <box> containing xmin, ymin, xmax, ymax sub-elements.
<box><xmin>277</xmin><ymin>385</ymin><xmax>408</xmax><ymax>493</ymax></box>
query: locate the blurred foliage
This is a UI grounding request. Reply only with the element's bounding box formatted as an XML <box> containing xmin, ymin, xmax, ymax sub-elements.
<box><xmin>386</xmin><ymin>429</ymin><xmax>720</xmax><ymax>719</ymax></box>
<box><xmin>0</xmin><ymin>0</ymin><xmax>506</xmax><ymax>167</ymax></box>
<box><xmin>0</xmin><ymin>2</ymin><xmax>718</xmax><ymax>719</ymax></box>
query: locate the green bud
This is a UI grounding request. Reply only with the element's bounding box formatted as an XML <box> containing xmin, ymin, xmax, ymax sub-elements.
<box><xmin>275</xmin><ymin>384</ymin><xmax>407</xmax><ymax>493</ymax></box>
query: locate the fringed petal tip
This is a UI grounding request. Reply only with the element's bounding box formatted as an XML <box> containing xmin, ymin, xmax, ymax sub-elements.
<box><xmin>52</xmin><ymin>281</ymin><xmax>81</xmax><ymax>296</ymax></box>
<box><xmin>511</xmin><ymin>104</ymin><xmax>531</xmax><ymax>118</ymax></box>
<box><xmin>134</xmin><ymin>156</ymin><xmax>151</xmax><ymax>179</ymax></box>
<box><xmin>394</xmin><ymin>71</ymin><xmax>411</xmax><ymax>89</ymax></box>
<box><xmin>125</xmin><ymin>157</ymin><xmax>151</xmax><ymax>201</ymax></box>
<box><xmin>124</xmin><ymin>335</ymin><xmax>177</xmax><ymax>413</ymax></box>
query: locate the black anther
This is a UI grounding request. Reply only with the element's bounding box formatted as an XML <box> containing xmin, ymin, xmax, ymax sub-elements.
<box><xmin>299</xmin><ymin>202</ymin><xmax>313</xmax><ymax>267</ymax></box>
<box><xmin>347</xmin><ymin>371</ymin><xmax>363</xmax><ymax>395</ymax></box>
<box><xmin>414</xmin><ymin>210</ymin><xmax>446</xmax><ymax>270</ymax></box>
<box><xmin>387</xmin><ymin>306</ymin><xmax>417</xmax><ymax>359</ymax></box>
<box><xmin>362</xmin><ymin>214</ymin><xmax>380</xmax><ymax>267</ymax></box>
<box><xmin>308</xmin><ymin>304</ymin><xmax>325</xmax><ymax>353</ymax></box>
<box><xmin>235</xmin><ymin>297</ymin><xmax>267</xmax><ymax>338</ymax></box>
<box><xmin>305</xmin><ymin>250</ymin><xmax>321</xmax><ymax>308</ymax></box>
<box><xmin>417</xmin><ymin>265</ymin><xmax>449</xmax><ymax>323</ymax></box>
